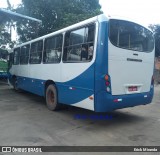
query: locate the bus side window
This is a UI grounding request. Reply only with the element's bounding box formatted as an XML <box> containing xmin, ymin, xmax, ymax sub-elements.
<box><xmin>63</xmin><ymin>28</ymin><xmax>86</xmax><ymax>62</ymax></box>
<box><xmin>63</xmin><ymin>32</ymin><xmax>70</xmax><ymax>61</ymax></box>
<box><xmin>13</xmin><ymin>48</ymin><xmax>20</xmax><ymax>65</ymax></box>
<box><xmin>86</xmin><ymin>24</ymin><xmax>95</xmax><ymax>60</ymax></box>
<box><xmin>63</xmin><ymin>23</ymin><xmax>95</xmax><ymax>63</ymax></box>
<box><xmin>43</xmin><ymin>34</ymin><xmax>62</xmax><ymax>63</ymax></box>
<box><xmin>20</xmin><ymin>44</ymin><xmax>30</xmax><ymax>65</ymax></box>
<box><xmin>8</xmin><ymin>53</ymin><xmax>13</xmax><ymax>69</ymax></box>
<box><xmin>87</xmin><ymin>24</ymin><xmax>95</xmax><ymax>43</ymax></box>
<box><xmin>30</xmin><ymin>40</ymin><xmax>43</xmax><ymax>64</ymax></box>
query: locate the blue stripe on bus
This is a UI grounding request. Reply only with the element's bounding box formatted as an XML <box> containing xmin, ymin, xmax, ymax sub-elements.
<box><xmin>12</xmin><ymin>63</ymin><xmax>95</xmax><ymax>104</ymax></box>
<box><xmin>16</xmin><ymin>76</ymin><xmax>45</xmax><ymax>96</ymax></box>
<box><xmin>10</xmin><ymin>73</ymin><xmax>154</xmax><ymax>112</ymax></box>
<box><xmin>94</xmin><ymin>21</ymin><xmax>109</xmax><ymax>94</ymax></box>
<box><xmin>56</xmin><ymin>64</ymin><xmax>95</xmax><ymax>104</ymax></box>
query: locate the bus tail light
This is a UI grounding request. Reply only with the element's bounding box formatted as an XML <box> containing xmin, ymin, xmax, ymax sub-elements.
<box><xmin>114</xmin><ymin>98</ymin><xmax>122</xmax><ymax>103</ymax></box>
<box><xmin>105</xmin><ymin>74</ymin><xmax>111</xmax><ymax>93</ymax></box>
<box><xmin>105</xmin><ymin>81</ymin><xmax>110</xmax><ymax>86</ymax></box>
<box><xmin>104</xmin><ymin>75</ymin><xmax>109</xmax><ymax>81</ymax></box>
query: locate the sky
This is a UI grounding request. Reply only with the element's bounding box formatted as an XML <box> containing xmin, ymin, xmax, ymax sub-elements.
<box><xmin>0</xmin><ymin>0</ymin><xmax>21</xmax><ymax>9</ymax></box>
<box><xmin>99</xmin><ymin>0</ymin><xmax>159</xmax><ymax>26</ymax></box>
<box><xmin>0</xmin><ymin>0</ymin><xmax>159</xmax><ymax>26</ymax></box>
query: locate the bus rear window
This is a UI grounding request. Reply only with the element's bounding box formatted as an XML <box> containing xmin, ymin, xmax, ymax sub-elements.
<box><xmin>109</xmin><ymin>19</ymin><xmax>154</xmax><ymax>52</ymax></box>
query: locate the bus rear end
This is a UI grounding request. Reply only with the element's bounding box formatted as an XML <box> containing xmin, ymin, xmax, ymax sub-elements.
<box><xmin>95</xmin><ymin>18</ymin><xmax>154</xmax><ymax>112</ymax></box>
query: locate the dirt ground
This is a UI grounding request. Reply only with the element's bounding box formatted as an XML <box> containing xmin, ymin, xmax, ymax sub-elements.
<box><xmin>0</xmin><ymin>81</ymin><xmax>159</xmax><ymax>154</ymax></box>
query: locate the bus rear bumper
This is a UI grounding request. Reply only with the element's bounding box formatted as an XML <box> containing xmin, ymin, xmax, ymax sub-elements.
<box><xmin>95</xmin><ymin>87</ymin><xmax>154</xmax><ymax>112</ymax></box>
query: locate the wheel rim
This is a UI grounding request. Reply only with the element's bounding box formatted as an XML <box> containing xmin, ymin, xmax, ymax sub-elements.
<box><xmin>14</xmin><ymin>79</ymin><xmax>18</xmax><ymax>90</ymax></box>
<box><xmin>48</xmin><ymin>90</ymin><xmax>55</xmax><ymax>104</ymax></box>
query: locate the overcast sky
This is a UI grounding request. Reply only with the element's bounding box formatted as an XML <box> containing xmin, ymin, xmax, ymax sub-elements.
<box><xmin>0</xmin><ymin>0</ymin><xmax>21</xmax><ymax>8</ymax></box>
<box><xmin>0</xmin><ymin>0</ymin><xmax>159</xmax><ymax>26</ymax></box>
<box><xmin>99</xmin><ymin>0</ymin><xmax>159</xmax><ymax>26</ymax></box>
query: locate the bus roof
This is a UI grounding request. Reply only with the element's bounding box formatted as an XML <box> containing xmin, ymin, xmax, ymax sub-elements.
<box><xmin>14</xmin><ymin>14</ymin><xmax>107</xmax><ymax>48</ymax></box>
<box><xmin>14</xmin><ymin>14</ymin><xmax>152</xmax><ymax>48</ymax></box>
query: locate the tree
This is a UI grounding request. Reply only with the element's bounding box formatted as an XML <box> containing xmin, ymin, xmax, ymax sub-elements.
<box><xmin>149</xmin><ymin>24</ymin><xmax>160</xmax><ymax>57</ymax></box>
<box><xmin>0</xmin><ymin>0</ymin><xmax>15</xmax><ymax>49</ymax></box>
<box><xmin>15</xmin><ymin>0</ymin><xmax>102</xmax><ymax>42</ymax></box>
<box><xmin>0</xmin><ymin>24</ymin><xmax>10</xmax><ymax>47</ymax></box>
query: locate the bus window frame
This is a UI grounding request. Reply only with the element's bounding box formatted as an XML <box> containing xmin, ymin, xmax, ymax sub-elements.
<box><xmin>62</xmin><ymin>23</ymin><xmax>96</xmax><ymax>63</ymax></box>
<box><xmin>13</xmin><ymin>47</ymin><xmax>20</xmax><ymax>65</ymax></box>
<box><xmin>30</xmin><ymin>40</ymin><xmax>43</xmax><ymax>64</ymax></box>
<box><xmin>108</xmin><ymin>19</ymin><xmax>154</xmax><ymax>53</ymax></box>
<box><xmin>43</xmin><ymin>34</ymin><xmax>63</xmax><ymax>64</ymax></box>
<box><xmin>20</xmin><ymin>44</ymin><xmax>30</xmax><ymax>65</ymax></box>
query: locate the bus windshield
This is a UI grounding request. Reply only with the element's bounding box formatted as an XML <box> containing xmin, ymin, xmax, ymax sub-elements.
<box><xmin>109</xmin><ymin>19</ymin><xmax>154</xmax><ymax>53</ymax></box>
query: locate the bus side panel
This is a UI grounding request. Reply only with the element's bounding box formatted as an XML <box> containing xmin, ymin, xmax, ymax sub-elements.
<box><xmin>57</xmin><ymin>63</ymin><xmax>95</xmax><ymax>110</ymax></box>
<box><xmin>16</xmin><ymin>76</ymin><xmax>45</xmax><ymax>96</ymax></box>
<box><xmin>9</xmin><ymin>62</ymin><xmax>95</xmax><ymax>109</ymax></box>
<box><xmin>95</xmin><ymin>87</ymin><xmax>153</xmax><ymax>112</ymax></box>
<box><xmin>94</xmin><ymin>21</ymin><xmax>109</xmax><ymax>111</ymax></box>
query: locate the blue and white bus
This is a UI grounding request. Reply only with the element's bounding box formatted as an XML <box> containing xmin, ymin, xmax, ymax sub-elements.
<box><xmin>9</xmin><ymin>14</ymin><xmax>155</xmax><ymax>112</ymax></box>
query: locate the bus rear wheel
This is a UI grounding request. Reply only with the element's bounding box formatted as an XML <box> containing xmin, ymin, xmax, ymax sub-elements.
<box><xmin>46</xmin><ymin>84</ymin><xmax>59</xmax><ymax>111</ymax></box>
<box><xmin>13</xmin><ymin>77</ymin><xmax>18</xmax><ymax>91</ymax></box>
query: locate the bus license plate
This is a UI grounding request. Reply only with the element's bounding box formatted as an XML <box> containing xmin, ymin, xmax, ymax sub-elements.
<box><xmin>128</xmin><ymin>86</ymin><xmax>137</xmax><ymax>92</ymax></box>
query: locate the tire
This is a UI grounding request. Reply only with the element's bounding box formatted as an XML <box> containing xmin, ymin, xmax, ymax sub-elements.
<box><xmin>46</xmin><ymin>84</ymin><xmax>59</xmax><ymax>111</ymax></box>
<box><xmin>13</xmin><ymin>77</ymin><xmax>18</xmax><ymax>91</ymax></box>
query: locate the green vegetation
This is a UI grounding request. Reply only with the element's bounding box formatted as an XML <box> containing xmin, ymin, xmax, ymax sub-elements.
<box><xmin>15</xmin><ymin>0</ymin><xmax>102</xmax><ymax>42</ymax></box>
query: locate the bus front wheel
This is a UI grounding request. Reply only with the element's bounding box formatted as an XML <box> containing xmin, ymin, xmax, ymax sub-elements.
<box><xmin>46</xmin><ymin>84</ymin><xmax>59</xmax><ymax>111</ymax></box>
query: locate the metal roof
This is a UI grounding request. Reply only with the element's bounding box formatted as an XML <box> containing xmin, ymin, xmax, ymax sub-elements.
<box><xmin>0</xmin><ymin>8</ymin><xmax>42</xmax><ymax>23</ymax></box>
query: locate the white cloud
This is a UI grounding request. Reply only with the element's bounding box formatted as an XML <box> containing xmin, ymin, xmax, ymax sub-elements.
<box><xmin>99</xmin><ymin>0</ymin><xmax>160</xmax><ymax>25</ymax></box>
<box><xmin>0</xmin><ymin>0</ymin><xmax>21</xmax><ymax>8</ymax></box>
